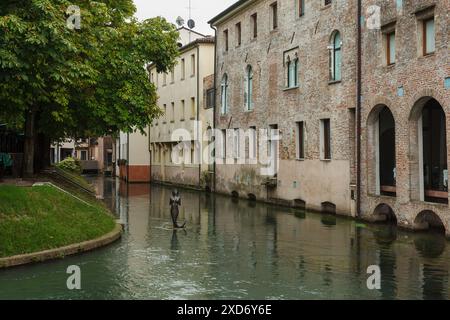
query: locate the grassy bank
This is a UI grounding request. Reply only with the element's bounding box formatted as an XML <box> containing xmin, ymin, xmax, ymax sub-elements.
<box><xmin>0</xmin><ymin>184</ymin><xmax>116</xmax><ymax>258</ymax></box>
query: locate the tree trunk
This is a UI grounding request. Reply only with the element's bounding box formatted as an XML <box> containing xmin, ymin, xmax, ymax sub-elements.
<box><xmin>23</xmin><ymin>108</ymin><xmax>37</xmax><ymax>177</ymax></box>
<box><xmin>35</xmin><ymin>133</ymin><xmax>51</xmax><ymax>172</ymax></box>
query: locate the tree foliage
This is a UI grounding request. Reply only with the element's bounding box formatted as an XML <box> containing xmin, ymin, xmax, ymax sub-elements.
<box><xmin>0</xmin><ymin>0</ymin><xmax>179</xmax><ymax>139</ymax></box>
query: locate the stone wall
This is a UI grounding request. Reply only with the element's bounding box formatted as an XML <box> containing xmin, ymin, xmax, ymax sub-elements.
<box><xmin>212</xmin><ymin>0</ymin><xmax>357</xmax><ymax>215</ymax></box>
<box><xmin>360</xmin><ymin>0</ymin><xmax>450</xmax><ymax>236</ymax></box>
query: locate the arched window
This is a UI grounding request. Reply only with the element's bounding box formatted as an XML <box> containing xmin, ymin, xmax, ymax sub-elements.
<box><xmin>221</xmin><ymin>74</ymin><xmax>229</xmax><ymax>114</ymax></box>
<box><xmin>244</xmin><ymin>65</ymin><xmax>253</xmax><ymax>111</ymax></box>
<box><xmin>329</xmin><ymin>31</ymin><xmax>342</xmax><ymax>81</ymax></box>
<box><xmin>287</xmin><ymin>55</ymin><xmax>299</xmax><ymax>88</ymax></box>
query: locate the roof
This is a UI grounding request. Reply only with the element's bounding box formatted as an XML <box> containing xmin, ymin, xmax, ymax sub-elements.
<box><xmin>148</xmin><ymin>36</ymin><xmax>215</xmax><ymax>70</ymax></box>
<box><xmin>208</xmin><ymin>0</ymin><xmax>252</xmax><ymax>25</ymax></box>
<box><xmin>176</xmin><ymin>26</ymin><xmax>207</xmax><ymax>38</ymax></box>
<box><xmin>178</xmin><ymin>36</ymin><xmax>215</xmax><ymax>52</ymax></box>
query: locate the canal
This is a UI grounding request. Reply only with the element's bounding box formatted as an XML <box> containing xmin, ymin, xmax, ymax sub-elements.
<box><xmin>0</xmin><ymin>177</ymin><xmax>449</xmax><ymax>299</ymax></box>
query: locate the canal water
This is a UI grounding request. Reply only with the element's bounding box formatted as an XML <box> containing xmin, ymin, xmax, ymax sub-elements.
<box><xmin>0</xmin><ymin>177</ymin><xmax>449</xmax><ymax>299</ymax></box>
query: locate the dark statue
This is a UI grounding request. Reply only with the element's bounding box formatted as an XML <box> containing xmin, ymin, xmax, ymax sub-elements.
<box><xmin>170</xmin><ymin>189</ymin><xmax>186</xmax><ymax>229</ymax></box>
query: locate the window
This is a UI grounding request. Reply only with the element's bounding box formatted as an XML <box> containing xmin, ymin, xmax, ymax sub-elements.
<box><xmin>249</xmin><ymin>126</ymin><xmax>257</xmax><ymax>160</ymax></box>
<box><xmin>386</xmin><ymin>32</ymin><xmax>396</xmax><ymax>65</ymax></box>
<box><xmin>170</xmin><ymin>68</ymin><xmax>175</xmax><ymax>83</ymax></box>
<box><xmin>220</xmin><ymin>129</ymin><xmax>227</xmax><ymax>160</ymax></box>
<box><xmin>80</xmin><ymin>150</ymin><xmax>87</xmax><ymax>161</ymax></box>
<box><xmin>233</xmin><ymin>129</ymin><xmax>240</xmax><ymax>159</ymax></box>
<box><xmin>325</xmin><ymin>0</ymin><xmax>332</xmax><ymax>5</ymax></box>
<box><xmin>190</xmin><ymin>97</ymin><xmax>196</xmax><ymax>119</ymax></box>
<box><xmin>271</xmin><ymin>2</ymin><xmax>278</xmax><ymax>30</ymax></box>
<box><xmin>236</xmin><ymin>22</ymin><xmax>242</xmax><ymax>46</ymax></box>
<box><xmin>181</xmin><ymin>58</ymin><xmax>185</xmax><ymax>80</ymax></box>
<box><xmin>171</xmin><ymin>102</ymin><xmax>175</xmax><ymax>122</ymax></box>
<box><xmin>299</xmin><ymin>0</ymin><xmax>305</xmax><ymax>16</ymax></box>
<box><xmin>163</xmin><ymin>104</ymin><xmax>167</xmax><ymax>122</ymax></box>
<box><xmin>329</xmin><ymin>31</ymin><xmax>342</xmax><ymax>82</ymax></box>
<box><xmin>206</xmin><ymin>89</ymin><xmax>215</xmax><ymax>109</ymax></box>
<box><xmin>244</xmin><ymin>66</ymin><xmax>253</xmax><ymax>111</ymax></box>
<box><xmin>296</xmin><ymin>121</ymin><xmax>305</xmax><ymax>159</ymax></box>
<box><xmin>221</xmin><ymin>74</ymin><xmax>229</xmax><ymax>114</ymax></box>
<box><xmin>181</xmin><ymin>100</ymin><xmax>185</xmax><ymax>121</ymax></box>
<box><xmin>224</xmin><ymin>29</ymin><xmax>229</xmax><ymax>51</ymax></box>
<box><xmin>251</xmin><ymin>13</ymin><xmax>257</xmax><ymax>39</ymax></box>
<box><xmin>163</xmin><ymin>72</ymin><xmax>167</xmax><ymax>86</ymax></box>
<box><xmin>287</xmin><ymin>56</ymin><xmax>299</xmax><ymax>88</ymax></box>
<box><xmin>423</xmin><ymin>17</ymin><xmax>435</xmax><ymax>55</ymax></box>
<box><xmin>321</xmin><ymin>119</ymin><xmax>331</xmax><ymax>160</ymax></box>
<box><xmin>191</xmin><ymin>54</ymin><xmax>196</xmax><ymax>76</ymax></box>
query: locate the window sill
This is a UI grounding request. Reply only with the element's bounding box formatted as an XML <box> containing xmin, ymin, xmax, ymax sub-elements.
<box><xmin>283</xmin><ymin>86</ymin><xmax>299</xmax><ymax>92</ymax></box>
<box><xmin>190</xmin><ymin>117</ymin><xmax>196</xmax><ymax>120</ymax></box>
<box><xmin>421</xmin><ymin>52</ymin><xmax>435</xmax><ymax>59</ymax></box>
<box><xmin>386</xmin><ymin>63</ymin><xmax>396</xmax><ymax>69</ymax></box>
<box><xmin>190</xmin><ymin>74</ymin><xmax>196</xmax><ymax>78</ymax></box>
<box><xmin>328</xmin><ymin>80</ymin><xmax>342</xmax><ymax>85</ymax></box>
<box><xmin>296</xmin><ymin>158</ymin><xmax>305</xmax><ymax>161</ymax></box>
<box><xmin>321</xmin><ymin>4</ymin><xmax>331</xmax><ymax>10</ymax></box>
<box><xmin>320</xmin><ymin>158</ymin><xmax>332</xmax><ymax>162</ymax></box>
<box><xmin>244</xmin><ymin>109</ymin><xmax>254</xmax><ymax>113</ymax></box>
<box><xmin>235</xmin><ymin>44</ymin><xmax>241</xmax><ymax>48</ymax></box>
<box><xmin>270</xmin><ymin>28</ymin><xmax>279</xmax><ymax>35</ymax></box>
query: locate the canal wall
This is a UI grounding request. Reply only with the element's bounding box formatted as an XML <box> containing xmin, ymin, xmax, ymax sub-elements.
<box><xmin>0</xmin><ymin>223</ymin><xmax>123</xmax><ymax>269</ymax></box>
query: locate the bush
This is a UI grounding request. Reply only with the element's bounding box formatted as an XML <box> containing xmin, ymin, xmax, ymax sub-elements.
<box><xmin>56</xmin><ymin>157</ymin><xmax>82</xmax><ymax>173</ymax></box>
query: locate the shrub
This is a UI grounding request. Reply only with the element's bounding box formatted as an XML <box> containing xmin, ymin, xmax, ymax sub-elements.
<box><xmin>56</xmin><ymin>157</ymin><xmax>82</xmax><ymax>173</ymax></box>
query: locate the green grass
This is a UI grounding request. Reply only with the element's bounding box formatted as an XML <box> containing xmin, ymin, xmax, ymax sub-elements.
<box><xmin>0</xmin><ymin>185</ymin><xmax>116</xmax><ymax>258</ymax></box>
<box><xmin>54</xmin><ymin>167</ymin><xmax>95</xmax><ymax>193</ymax></box>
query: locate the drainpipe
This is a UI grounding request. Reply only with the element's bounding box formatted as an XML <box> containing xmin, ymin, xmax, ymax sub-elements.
<box><xmin>127</xmin><ymin>132</ymin><xmax>130</xmax><ymax>183</ymax></box>
<box><xmin>197</xmin><ymin>45</ymin><xmax>201</xmax><ymax>189</ymax></box>
<box><xmin>210</xmin><ymin>24</ymin><xmax>218</xmax><ymax>193</ymax></box>
<box><xmin>148</xmin><ymin>124</ymin><xmax>152</xmax><ymax>184</ymax></box>
<box><xmin>356</xmin><ymin>0</ymin><xmax>362</xmax><ymax>217</ymax></box>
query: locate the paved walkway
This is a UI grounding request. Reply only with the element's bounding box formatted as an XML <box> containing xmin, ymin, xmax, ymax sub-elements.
<box><xmin>0</xmin><ymin>178</ymin><xmax>39</xmax><ymax>187</ymax></box>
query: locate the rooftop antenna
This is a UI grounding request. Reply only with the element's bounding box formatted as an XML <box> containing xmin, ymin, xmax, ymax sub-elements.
<box><xmin>186</xmin><ymin>0</ymin><xmax>196</xmax><ymax>42</ymax></box>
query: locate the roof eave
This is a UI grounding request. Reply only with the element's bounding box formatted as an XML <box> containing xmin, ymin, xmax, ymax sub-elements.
<box><xmin>208</xmin><ymin>0</ymin><xmax>252</xmax><ymax>26</ymax></box>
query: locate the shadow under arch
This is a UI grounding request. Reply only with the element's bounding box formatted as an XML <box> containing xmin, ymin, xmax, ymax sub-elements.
<box><xmin>366</xmin><ymin>104</ymin><xmax>397</xmax><ymax>196</ymax></box>
<box><xmin>414</xmin><ymin>210</ymin><xmax>446</xmax><ymax>234</ymax></box>
<box><xmin>372</xmin><ymin>203</ymin><xmax>398</xmax><ymax>224</ymax></box>
<box><xmin>408</xmin><ymin>96</ymin><xmax>448</xmax><ymax>204</ymax></box>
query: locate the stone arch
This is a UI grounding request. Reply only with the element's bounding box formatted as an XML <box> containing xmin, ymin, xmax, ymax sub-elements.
<box><xmin>321</xmin><ymin>202</ymin><xmax>336</xmax><ymax>215</ymax></box>
<box><xmin>413</xmin><ymin>210</ymin><xmax>446</xmax><ymax>234</ymax></box>
<box><xmin>372</xmin><ymin>203</ymin><xmax>397</xmax><ymax>224</ymax></box>
<box><xmin>247</xmin><ymin>193</ymin><xmax>256</xmax><ymax>201</ymax></box>
<box><xmin>293</xmin><ymin>198</ymin><xmax>306</xmax><ymax>210</ymax></box>
<box><xmin>366</xmin><ymin>104</ymin><xmax>397</xmax><ymax>196</ymax></box>
<box><xmin>408</xmin><ymin>96</ymin><xmax>448</xmax><ymax>203</ymax></box>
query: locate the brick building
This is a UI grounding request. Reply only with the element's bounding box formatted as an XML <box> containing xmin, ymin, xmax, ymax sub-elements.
<box><xmin>359</xmin><ymin>0</ymin><xmax>450</xmax><ymax>236</ymax></box>
<box><xmin>209</xmin><ymin>0</ymin><xmax>358</xmax><ymax>215</ymax></box>
<box><xmin>209</xmin><ymin>0</ymin><xmax>449</xmax><ymax>235</ymax></box>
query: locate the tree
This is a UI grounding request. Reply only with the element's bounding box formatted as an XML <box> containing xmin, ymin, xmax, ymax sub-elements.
<box><xmin>0</xmin><ymin>0</ymin><xmax>179</xmax><ymax>175</ymax></box>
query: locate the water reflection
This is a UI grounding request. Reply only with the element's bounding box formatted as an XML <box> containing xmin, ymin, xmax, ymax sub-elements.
<box><xmin>0</xmin><ymin>177</ymin><xmax>448</xmax><ymax>300</ymax></box>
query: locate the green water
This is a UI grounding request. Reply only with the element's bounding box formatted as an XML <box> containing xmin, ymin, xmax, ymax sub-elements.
<box><xmin>0</xmin><ymin>177</ymin><xmax>448</xmax><ymax>299</ymax></box>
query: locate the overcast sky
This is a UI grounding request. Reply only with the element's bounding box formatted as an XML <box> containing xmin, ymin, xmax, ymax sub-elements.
<box><xmin>133</xmin><ymin>0</ymin><xmax>237</xmax><ymax>35</ymax></box>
